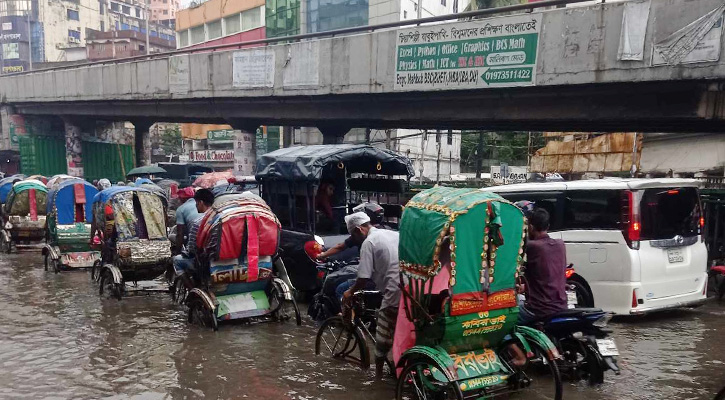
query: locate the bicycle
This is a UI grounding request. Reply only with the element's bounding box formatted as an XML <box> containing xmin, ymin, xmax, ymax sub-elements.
<box><xmin>314</xmin><ymin>290</ymin><xmax>394</xmax><ymax>373</ymax></box>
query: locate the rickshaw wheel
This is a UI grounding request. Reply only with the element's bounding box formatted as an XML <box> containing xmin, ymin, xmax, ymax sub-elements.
<box><xmin>1</xmin><ymin>237</ymin><xmax>11</xmax><ymax>254</ymax></box>
<box><xmin>90</xmin><ymin>260</ymin><xmax>102</xmax><ymax>282</ymax></box>
<box><xmin>271</xmin><ymin>281</ymin><xmax>302</xmax><ymax>326</ymax></box>
<box><xmin>396</xmin><ymin>359</ymin><xmax>463</xmax><ymax>400</ymax></box>
<box><xmin>509</xmin><ymin>341</ymin><xmax>563</xmax><ymax>400</ymax></box>
<box><xmin>171</xmin><ymin>277</ymin><xmax>188</xmax><ymax>304</ymax></box>
<box><xmin>315</xmin><ymin>315</ymin><xmax>370</xmax><ymax>370</ymax></box>
<box><xmin>99</xmin><ymin>270</ymin><xmax>123</xmax><ymax>301</ymax></box>
<box><xmin>187</xmin><ymin>296</ymin><xmax>218</xmax><ymax>331</ymax></box>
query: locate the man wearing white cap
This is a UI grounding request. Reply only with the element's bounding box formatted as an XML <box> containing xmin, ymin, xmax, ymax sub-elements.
<box><xmin>342</xmin><ymin>211</ymin><xmax>400</xmax><ymax>378</ymax></box>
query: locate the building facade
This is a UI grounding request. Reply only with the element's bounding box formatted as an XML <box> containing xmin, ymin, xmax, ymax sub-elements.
<box><xmin>149</xmin><ymin>0</ymin><xmax>179</xmax><ymax>25</ymax></box>
<box><xmin>0</xmin><ymin>0</ymin><xmax>175</xmax><ymax>73</ymax></box>
<box><xmin>176</xmin><ymin>0</ymin><xmax>265</xmax><ymax>49</ymax></box>
<box><xmin>86</xmin><ymin>29</ymin><xmax>175</xmax><ymax>60</ymax></box>
<box><xmin>266</xmin><ymin>0</ymin><xmax>469</xmax><ymax>38</ymax></box>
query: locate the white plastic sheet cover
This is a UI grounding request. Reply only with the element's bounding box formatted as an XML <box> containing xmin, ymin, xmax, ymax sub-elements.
<box><xmin>654</xmin><ymin>4</ymin><xmax>725</xmax><ymax>65</ymax></box>
<box><xmin>617</xmin><ymin>0</ymin><xmax>651</xmax><ymax>61</ymax></box>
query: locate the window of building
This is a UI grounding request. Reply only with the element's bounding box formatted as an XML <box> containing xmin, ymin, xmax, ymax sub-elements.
<box><xmin>224</xmin><ymin>13</ymin><xmax>241</xmax><ymax>34</ymax></box>
<box><xmin>110</xmin><ymin>2</ymin><xmax>119</xmax><ymax>11</ymax></box>
<box><xmin>99</xmin><ymin>0</ymin><xmax>104</xmax><ymax>14</ymax></box>
<box><xmin>190</xmin><ymin>25</ymin><xmax>204</xmax><ymax>44</ymax></box>
<box><xmin>440</xmin><ymin>0</ymin><xmax>445</xmax><ymax>6</ymax></box>
<box><xmin>100</xmin><ymin>21</ymin><xmax>105</xmax><ymax>31</ymax></box>
<box><xmin>136</xmin><ymin>8</ymin><xmax>141</xmax><ymax>17</ymax></box>
<box><xmin>403</xmin><ymin>10</ymin><xmax>407</xmax><ymax>18</ymax></box>
<box><xmin>178</xmin><ymin>30</ymin><xmax>188</xmax><ymax>47</ymax></box>
<box><xmin>150</xmin><ymin>30</ymin><xmax>158</xmax><ymax>37</ymax></box>
<box><xmin>121</xmin><ymin>23</ymin><xmax>130</xmax><ymax>30</ymax></box>
<box><xmin>163</xmin><ymin>9</ymin><xmax>168</xmax><ymax>14</ymax></box>
<box><xmin>242</xmin><ymin>6</ymin><xmax>262</xmax><ymax>30</ymax></box>
<box><xmin>122</xmin><ymin>5</ymin><xmax>130</xmax><ymax>14</ymax></box>
<box><xmin>68</xmin><ymin>29</ymin><xmax>81</xmax><ymax>40</ymax></box>
<box><xmin>207</xmin><ymin>19</ymin><xmax>221</xmax><ymax>39</ymax></box>
<box><xmin>67</xmin><ymin>9</ymin><xmax>79</xmax><ymax>20</ymax></box>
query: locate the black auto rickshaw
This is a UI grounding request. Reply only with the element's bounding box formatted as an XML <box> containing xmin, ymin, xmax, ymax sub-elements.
<box><xmin>255</xmin><ymin>144</ymin><xmax>414</xmax><ymax>295</ymax></box>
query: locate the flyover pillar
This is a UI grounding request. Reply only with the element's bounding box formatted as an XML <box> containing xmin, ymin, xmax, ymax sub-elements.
<box><xmin>227</xmin><ymin>120</ymin><xmax>259</xmax><ymax>176</ymax></box>
<box><xmin>132</xmin><ymin>120</ymin><xmax>152</xmax><ymax>167</ymax></box>
<box><xmin>63</xmin><ymin>119</ymin><xmax>84</xmax><ymax>177</ymax></box>
<box><xmin>318</xmin><ymin>125</ymin><xmax>350</xmax><ymax>144</ymax></box>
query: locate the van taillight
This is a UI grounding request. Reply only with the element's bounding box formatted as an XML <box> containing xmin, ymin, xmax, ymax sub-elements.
<box><xmin>622</xmin><ymin>190</ymin><xmax>640</xmax><ymax>249</ymax></box>
<box><xmin>632</xmin><ymin>290</ymin><xmax>638</xmax><ymax>308</ymax></box>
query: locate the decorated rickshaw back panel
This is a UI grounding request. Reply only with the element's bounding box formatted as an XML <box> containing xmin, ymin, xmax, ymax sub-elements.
<box><xmin>48</xmin><ymin>180</ymin><xmax>98</xmax><ymax>225</ymax></box>
<box><xmin>398</xmin><ymin>186</ymin><xmax>525</xmax><ymax>355</ymax></box>
<box><xmin>210</xmin><ymin>256</ymin><xmax>273</xmax><ymax>296</ymax></box>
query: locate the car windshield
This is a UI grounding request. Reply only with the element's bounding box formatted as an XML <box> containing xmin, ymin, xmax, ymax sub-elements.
<box><xmin>640</xmin><ymin>187</ymin><xmax>700</xmax><ymax>240</ymax></box>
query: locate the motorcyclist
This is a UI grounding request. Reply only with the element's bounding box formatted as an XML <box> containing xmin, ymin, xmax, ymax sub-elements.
<box><xmin>318</xmin><ymin>202</ymin><xmax>387</xmax><ymax>260</ymax></box>
<box><xmin>516</xmin><ymin>204</ymin><xmax>568</xmax><ymax>325</ymax></box>
<box><xmin>309</xmin><ymin>203</ymin><xmax>385</xmax><ymax>320</ymax></box>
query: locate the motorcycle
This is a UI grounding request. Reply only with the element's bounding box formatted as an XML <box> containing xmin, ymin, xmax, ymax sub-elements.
<box><xmin>307</xmin><ymin>258</ymin><xmax>360</xmax><ymax>322</ymax></box>
<box><xmin>539</xmin><ymin>307</ymin><xmax>620</xmax><ymax>385</ymax></box>
<box><xmin>521</xmin><ymin>264</ymin><xmax>620</xmax><ymax>385</ymax></box>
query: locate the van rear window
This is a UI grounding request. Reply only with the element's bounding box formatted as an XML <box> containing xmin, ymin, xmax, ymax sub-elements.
<box><xmin>640</xmin><ymin>187</ymin><xmax>700</xmax><ymax>240</ymax></box>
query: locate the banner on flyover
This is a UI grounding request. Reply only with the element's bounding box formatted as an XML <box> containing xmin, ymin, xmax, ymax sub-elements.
<box><xmin>394</xmin><ymin>13</ymin><xmax>541</xmax><ymax>91</ymax></box>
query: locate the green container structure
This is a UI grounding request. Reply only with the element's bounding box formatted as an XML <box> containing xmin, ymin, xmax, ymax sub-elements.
<box><xmin>82</xmin><ymin>141</ymin><xmax>135</xmax><ymax>183</ymax></box>
<box><xmin>19</xmin><ymin>136</ymin><xmax>67</xmax><ymax>177</ymax></box>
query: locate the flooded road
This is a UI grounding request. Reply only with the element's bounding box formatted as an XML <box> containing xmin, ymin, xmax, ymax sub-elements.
<box><xmin>1</xmin><ymin>251</ymin><xmax>724</xmax><ymax>400</ymax></box>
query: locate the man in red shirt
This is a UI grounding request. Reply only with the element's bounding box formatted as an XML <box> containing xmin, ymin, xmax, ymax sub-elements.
<box><xmin>519</xmin><ymin>207</ymin><xmax>568</xmax><ymax>325</ymax></box>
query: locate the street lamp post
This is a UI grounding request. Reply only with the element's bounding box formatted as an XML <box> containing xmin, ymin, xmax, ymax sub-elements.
<box><xmin>145</xmin><ymin>0</ymin><xmax>150</xmax><ymax>55</ymax></box>
<box><xmin>26</xmin><ymin>10</ymin><xmax>31</xmax><ymax>70</ymax></box>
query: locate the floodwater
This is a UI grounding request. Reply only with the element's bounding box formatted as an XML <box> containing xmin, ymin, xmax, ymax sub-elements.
<box><xmin>0</xmin><ymin>251</ymin><xmax>724</xmax><ymax>400</ymax></box>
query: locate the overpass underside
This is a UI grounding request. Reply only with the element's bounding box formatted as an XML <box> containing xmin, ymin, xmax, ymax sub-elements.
<box><xmin>11</xmin><ymin>81</ymin><xmax>725</xmax><ymax>133</ymax></box>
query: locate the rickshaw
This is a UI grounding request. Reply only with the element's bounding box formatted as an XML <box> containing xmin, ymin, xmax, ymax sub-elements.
<box><xmin>256</xmin><ymin>145</ymin><xmax>414</xmax><ymax>295</ymax></box>
<box><xmin>42</xmin><ymin>179</ymin><xmax>100</xmax><ymax>273</ymax></box>
<box><xmin>91</xmin><ymin>186</ymin><xmax>172</xmax><ymax>300</ymax></box>
<box><xmin>391</xmin><ymin>186</ymin><xmax>562</xmax><ymax>399</ymax></box>
<box><xmin>0</xmin><ymin>179</ymin><xmax>47</xmax><ymax>253</ymax></box>
<box><xmin>0</xmin><ymin>174</ymin><xmax>26</xmax><ymax>205</ymax></box>
<box><xmin>182</xmin><ymin>193</ymin><xmax>301</xmax><ymax>330</ymax></box>
<box><xmin>46</xmin><ymin>174</ymin><xmax>79</xmax><ymax>190</ymax></box>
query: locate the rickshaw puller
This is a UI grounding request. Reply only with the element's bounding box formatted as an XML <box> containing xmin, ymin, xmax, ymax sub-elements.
<box><xmin>341</xmin><ymin>211</ymin><xmax>400</xmax><ymax>378</ymax></box>
<box><xmin>175</xmin><ymin>187</ymin><xmax>201</xmax><ymax>252</ymax></box>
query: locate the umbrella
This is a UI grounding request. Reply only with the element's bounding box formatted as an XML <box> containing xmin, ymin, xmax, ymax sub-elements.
<box><xmin>192</xmin><ymin>171</ymin><xmax>234</xmax><ymax>189</ymax></box>
<box><xmin>127</xmin><ymin>166</ymin><xmax>167</xmax><ymax>177</ymax></box>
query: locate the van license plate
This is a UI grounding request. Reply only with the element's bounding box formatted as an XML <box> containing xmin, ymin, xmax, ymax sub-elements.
<box><xmin>667</xmin><ymin>248</ymin><xmax>684</xmax><ymax>263</ymax></box>
<box><xmin>596</xmin><ymin>338</ymin><xmax>619</xmax><ymax>357</ymax></box>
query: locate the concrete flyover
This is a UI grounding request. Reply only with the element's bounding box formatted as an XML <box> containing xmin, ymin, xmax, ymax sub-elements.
<box><xmin>3</xmin><ymin>0</ymin><xmax>725</xmax><ymax>136</ymax></box>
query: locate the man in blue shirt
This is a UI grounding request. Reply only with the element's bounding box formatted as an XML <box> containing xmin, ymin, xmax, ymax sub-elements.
<box><xmin>175</xmin><ymin>187</ymin><xmax>201</xmax><ymax>252</ymax></box>
<box><xmin>172</xmin><ymin>189</ymin><xmax>214</xmax><ymax>282</ymax></box>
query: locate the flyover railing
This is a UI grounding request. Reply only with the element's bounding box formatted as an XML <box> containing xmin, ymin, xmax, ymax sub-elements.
<box><xmin>8</xmin><ymin>0</ymin><xmax>598</xmax><ymax>76</ymax></box>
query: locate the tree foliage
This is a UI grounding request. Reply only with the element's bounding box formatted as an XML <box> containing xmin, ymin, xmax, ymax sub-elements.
<box><xmin>160</xmin><ymin>126</ymin><xmax>182</xmax><ymax>155</ymax></box>
<box><xmin>460</xmin><ymin>132</ymin><xmax>546</xmax><ymax>172</ymax></box>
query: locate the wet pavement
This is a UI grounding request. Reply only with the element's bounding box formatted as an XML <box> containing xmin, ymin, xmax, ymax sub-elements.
<box><xmin>0</xmin><ymin>251</ymin><xmax>724</xmax><ymax>400</ymax></box>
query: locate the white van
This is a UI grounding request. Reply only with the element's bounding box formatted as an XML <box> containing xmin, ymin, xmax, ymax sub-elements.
<box><xmin>481</xmin><ymin>178</ymin><xmax>708</xmax><ymax>315</ymax></box>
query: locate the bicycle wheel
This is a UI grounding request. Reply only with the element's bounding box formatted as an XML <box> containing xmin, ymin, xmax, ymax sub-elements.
<box><xmin>315</xmin><ymin>315</ymin><xmax>370</xmax><ymax>370</ymax></box>
<box><xmin>396</xmin><ymin>359</ymin><xmax>463</xmax><ymax>400</ymax></box>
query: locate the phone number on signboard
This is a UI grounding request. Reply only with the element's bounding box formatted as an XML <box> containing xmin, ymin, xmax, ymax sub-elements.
<box><xmin>397</xmin><ymin>70</ymin><xmax>479</xmax><ymax>88</ymax></box>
